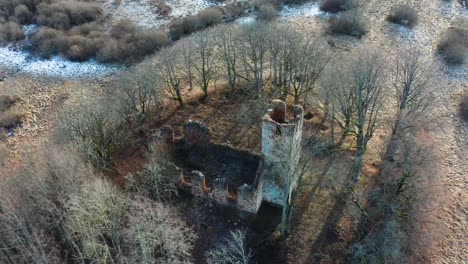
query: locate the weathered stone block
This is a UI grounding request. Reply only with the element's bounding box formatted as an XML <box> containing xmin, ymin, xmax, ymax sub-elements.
<box><xmin>213</xmin><ymin>178</ymin><xmax>227</xmax><ymax>204</ymax></box>
<box><xmin>191</xmin><ymin>170</ymin><xmax>207</xmax><ymax>197</ymax></box>
<box><xmin>184</xmin><ymin>121</ymin><xmax>210</xmax><ymax>145</ymax></box>
<box><xmin>151</xmin><ymin>125</ymin><xmax>174</xmax><ymax>144</ymax></box>
<box><xmin>237</xmin><ymin>184</ymin><xmax>258</xmax><ymax>213</ymax></box>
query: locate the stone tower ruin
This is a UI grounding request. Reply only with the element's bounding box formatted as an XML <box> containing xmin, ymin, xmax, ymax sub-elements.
<box><xmin>260</xmin><ymin>100</ymin><xmax>304</xmax><ymax>205</ymax></box>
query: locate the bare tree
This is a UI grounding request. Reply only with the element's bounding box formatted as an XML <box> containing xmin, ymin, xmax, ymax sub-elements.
<box><xmin>348</xmin><ymin>51</ymin><xmax>387</xmax><ymax>183</ymax></box>
<box><xmin>56</xmin><ymin>96</ymin><xmax>128</xmax><ymax>169</ymax></box>
<box><xmin>125</xmin><ymin>143</ymin><xmax>178</xmax><ymax>203</ymax></box>
<box><xmin>0</xmin><ymin>146</ymin><xmax>92</xmax><ymax>263</ymax></box>
<box><xmin>328</xmin><ymin>50</ymin><xmax>387</xmax><ymax>182</ymax></box>
<box><xmin>213</xmin><ymin>24</ymin><xmax>240</xmax><ymax>93</ymax></box>
<box><xmin>286</xmin><ymin>34</ymin><xmax>330</xmax><ymax>104</ymax></box>
<box><xmin>238</xmin><ymin>22</ymin><xmax>269</xmax><ymax>96</ymax></box>
<box><xmin>326</xmin><ymin>60</ymin><xmax>357</xmax><ymax>144</ymax></box>
<box><xmin>181</xmin><ymin>41</ymin><xmax>195</xmax><ymax>91</ymax></box>
<box><xmin>66</xmin><ymin>177</ymin><xmax>128</xmax><ymax>264</ymax></box>
<box><xmin>383</xmin><ymin>47</ymin><xmax>434</xmax><ymax>161</ymax></box>
<box><xmin>123</xmin><ymin>197</ymin><xmax>196</xmax><ymax>264</ymax></box>
<box><xmin>391</xmin><ymin>47</ymin><xmax>433</xmax><ymax>138</ymax></box>
<box><xmin>109</xmin><ymin>63</ymin><xmax>161</xmax><ymax>124</ymax></box>
<box><xmin>267</xmin><ymin>24</ymin><xmax>300</xmax><ymax>98</ymax></box>
<box><xmin>156</xmin><ymin>47</ymin><xmax>185</xmax><ymax>107</ymax></box>
<box><xmin>205</xmin><ymin>229</ymin><xmax>252</xmax><ymax>264</ymax></box>
<box><xmin>193</xmin><ymin>31</ymin><xmax>216</xmax><ymax>99</ymax></box>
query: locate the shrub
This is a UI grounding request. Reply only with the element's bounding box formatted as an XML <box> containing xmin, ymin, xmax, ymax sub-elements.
<box><xmin>104</xmin><ymin>21</ymin><xmax>169</xmax><ymax>63</ymax></box>
<box><xmin>169</xmin><ymin>15</ymin><xmax>204</xmax><ymax>40</ymax></box>
<box><xmin>0</xmin><ymin>21</ymin><xmax>24</xmax><ymax>44</ymax></box>
<box><xmin>66</xmin><ymin>177</ymin><xmax>128</xmax><ymax>262</ymax></box>
<box><xmin>29</xmin><ymin>27</ymin><xmax>65</xmax><ymax>58</ymax></box>
<box><xmin>223</xmin><ymin>2</ymin><xmax>247</xmax><ymax>20</ymax></box>
<box><xmin>437</xmin><ymin>27</ymin><xmax>467</xmax><ymax>64</ymax></box>
<box><xmin>320</xmin><ymin>0</ymin><xmax>358</xmax><ymax>13</ymax></box>
<box><xmin>36</xmin><ymin>2</ymin><xmax>102</xmax><ymax>30</ymax></box>
<box><xmin>460</xmin><ymin>91</ymin><xmax>468</xmax><ymax>121</ymax></box>
<box><xmin>328</xmin><ymin>11</ymin><xmax>367</xmax><ymax>37</ymax></box>
<box><xmin>0</xmin><ymin>102</ymin><xmax>25</xmax><ymax>128</ymax></box>
<box><xmin>0</xmin><ymin>146</ymin><xmax>92</xmax><ymax>263</ymax></box>
<box><xmin>387</xmin><ymin>5</ymin><xmax>417</xmax><ymax>27</ymax></box>
<box><xmin>0</xmin><ymin>94</ymin><xmax>25</xmax><ymax>129</ymax></box>
<box><xmin>30</xmin><ymin>20</ymin><xmax>168</xmax><ymax>63</ymax></box>
<box><xmin>123</xmin><ymin>197</ymin><xmax>196</xmax><ymax>263</ymax></box>
<box><xmin>205</xmin><ymin>230</ymin><xmax>252</xmax><ymax>264</ymax></box>
<box><xmin>257</xmin><ymin>3</ymin><xmax>278</xmax><ymax>21</ymax></box>
<box><xmin>15</xmin><ymin>4</ymin><xmax>32</xmax><ymax>24</ymax></box>
<box><xmin>199</xmin><ymin>7</ymin><xmax>223</xmax><ymax>27</ymax></box>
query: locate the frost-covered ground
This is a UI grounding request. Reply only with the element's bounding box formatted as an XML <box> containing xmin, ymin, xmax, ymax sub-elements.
<box><xmin>0</xmin><ymin>46</ymin><xmax>121</xmax><ymax>79</ymax></box>
<box><xmin>0</xmin><ymin>25</ymin><xmax>121</xmax><ymax>79</ymax></box>
<box><xmin>279</xmin><ymin>1</ymin><xmax>324</xmax><ymax>19</ymax></box>
<box><xmin>109</xmin><ymin>0</ymin><xmax>232</xmax><ymax>28</ymax></box>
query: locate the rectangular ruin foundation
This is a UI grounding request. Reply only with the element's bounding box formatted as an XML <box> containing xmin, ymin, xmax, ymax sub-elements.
<box><xmin>151</xmin><ymin>100</ymin><xmax>304</xmax><ymax>214</ymax></box>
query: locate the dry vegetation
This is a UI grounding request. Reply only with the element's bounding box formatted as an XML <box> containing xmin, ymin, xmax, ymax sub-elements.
<box><xmin>0</xmin><ymin>0</ymin><xmax>170</xmax><ymax>63</ymax></box>
<box><xmin>437</xmin><ymin>19</ymin><xmax>468</xmax><ymax>64</ymax></box>
<box><xmin>387</xmin><ymin>4</ymin><xmax>418</xmax><ymax>27</ymax></box>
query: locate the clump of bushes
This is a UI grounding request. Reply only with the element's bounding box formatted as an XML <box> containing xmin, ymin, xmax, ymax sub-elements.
<box><xmin>29</xmin><ymin>21</ymin><xmax>169</xmax><ymax>63</ymax></box>
<box><xmin>328</xmin><ymin>11</ymin><xmax>367</xmax><ymax>37</ymax></box>
<box><xmin>320</xmin><ymin>0</ymin><xmax>358</xmax><ymax>13</ymax></box>
<box><xmin>387</xmin><ymin>5</ymin><xmax>417</xmax><ymax>27</ymax></box>
<box><xmin>169</xmin><ymin>7</ymin><xmax>224</xmax><ymax>40</ymax></box>
<box><xmin>257</xmin><ymin>3</ymin><xmax>278</xmax><ymax>21</ymax></box>
<box><xmin>0</xmin><ymin>0</ymin><xmax>102</xmax><ymax>28</ymax></box>
<box><xmin>437</xmin><ymin>26</ymin><xmax>467</xmax><ymax>65</ymax></box>
<box><xmin>0</xmin><ymin>94</ymin><xmax>25</xmax><ymax>129</ymax></box>
<box><xmin>223</xmin><ymin>1</ymin><xmax>249</xmax><ymax>20</ymax></box>
<box><xmin>36</xmin><ymin>2</ymin><xmax>102</xmax><ymax>30</ymax></box>
<box><xmin>0</xmin><ymin>0</ymin><xmax>169</xmax><ymax>63</ymax></box>
<box><xmin>0</xmin><ymin>21</ymin><xmax>24</xmax><ymax>44</ymax></box>
<box><xmin>460</xmin><ymin>91</ymin><xmax>468</xmax><ymax>121</ymax></box>
<box><xmin>199</xmin><ymin>7</ymin><xmax>223</xmax><ymax>27</ymax></box>
<box><xmin>14</xmin><ymin>4</ymin><xmax>33</xmax><ymax>24</ymax></box>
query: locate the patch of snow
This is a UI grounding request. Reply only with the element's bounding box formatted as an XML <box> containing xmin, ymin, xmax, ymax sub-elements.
<box><xmin>236</xmin><ymin>15</ymin><xmax>255</xmax><ymax>25</ymax></box>
<box><xmin>279</xmin><ymin>2</ymin><xmax>325</xmax><ymax>20</ymax></box>
<box><xmin>22</xmin><ymin>24</ymin><xmax>38</xmax><ymax>35</ymax></box>
<box><xmin>112</xmin><ymin>0</ymin><xmax>169</xmax><ymax>28</ymax></box>
<box><xmin>112</xmin><ymin>0</ymin><xmax>230</xmax><ymax>28</ymax></box>
<box><xmin>0</xmin><ymin>45</ymin><xmax>121</xmax><ymax>79</ymax></box>
<box><xmin>167</xmin><ymin>0</ymin><xmax>213</xmax><ymax>19</ymax></box>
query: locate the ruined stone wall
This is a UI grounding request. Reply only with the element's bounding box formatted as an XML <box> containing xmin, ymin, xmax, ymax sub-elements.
<box><xmin>187</xmin><ymin>170</ymin><xmax>262</xmax><ymax>214</ymax></box>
